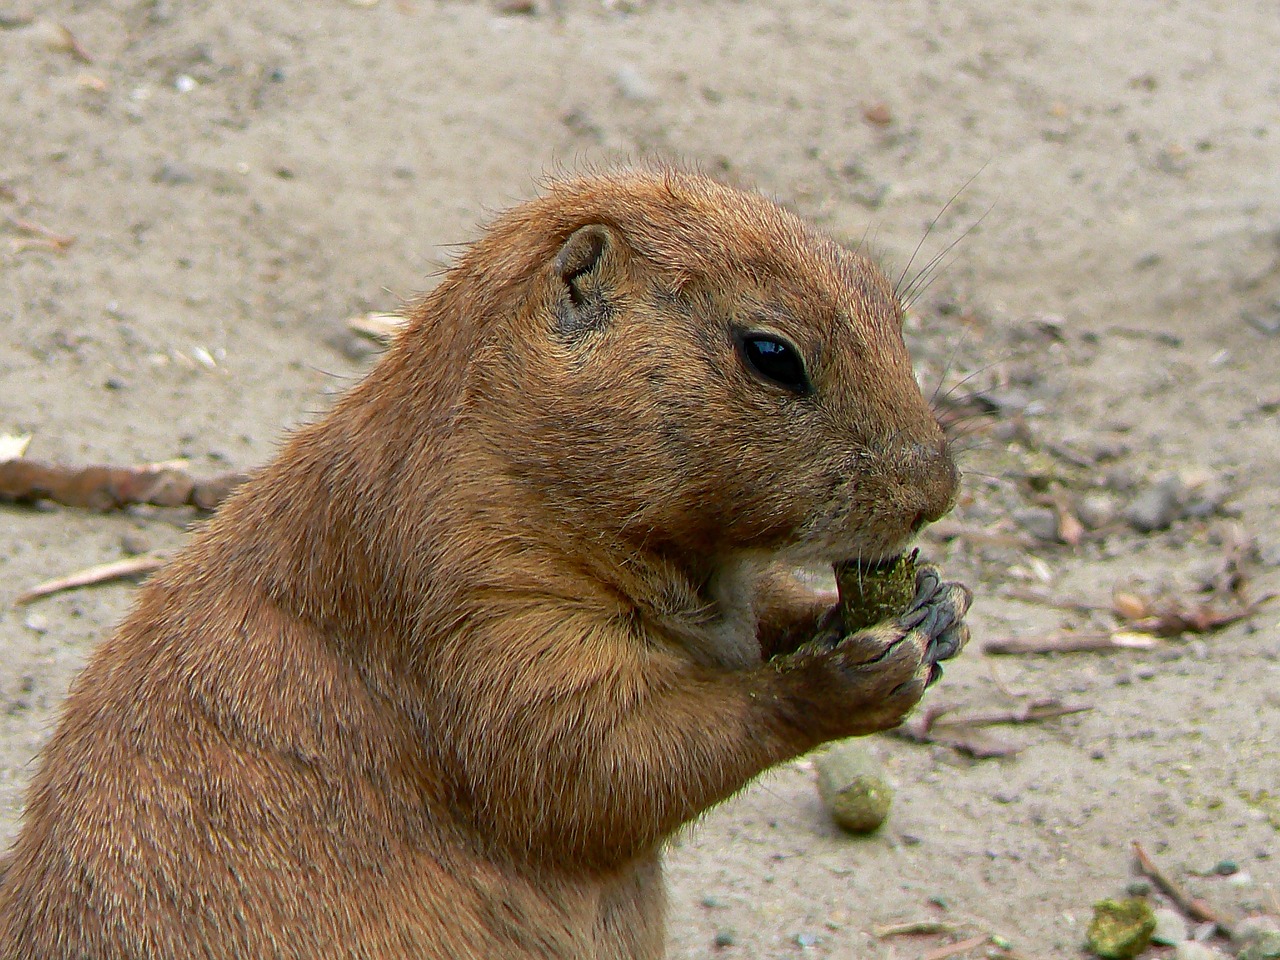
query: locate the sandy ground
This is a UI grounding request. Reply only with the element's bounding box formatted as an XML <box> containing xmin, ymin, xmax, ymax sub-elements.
<box><xmin>2</xmin><ymin>1</ymin><xmax>1278</xmax><ymax>957</ymax></box>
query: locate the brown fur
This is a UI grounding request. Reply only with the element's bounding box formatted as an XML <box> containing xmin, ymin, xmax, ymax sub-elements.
<box><xmin>0</xmin><ymin>167</ymin><xmax>969</xmax><ymax>958</ymax></box>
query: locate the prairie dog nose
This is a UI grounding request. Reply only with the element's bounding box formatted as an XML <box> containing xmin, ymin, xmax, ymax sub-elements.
<box><xmin>902</xmin><ymin>439</ymin><xmax>958</xmax><ymax>531</ymax></box>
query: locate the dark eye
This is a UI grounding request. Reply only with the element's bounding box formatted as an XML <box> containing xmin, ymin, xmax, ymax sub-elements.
<box><xmin>737</xmin><ymin>333</ymin><xmax>811</xmax><ymax>395</ymax></box>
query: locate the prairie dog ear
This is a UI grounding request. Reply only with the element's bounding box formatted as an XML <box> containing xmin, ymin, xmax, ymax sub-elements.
<box><xmin>554</xmin><ymin>224</ymin><xmax>617</xmax><ymax>337</ymax></box>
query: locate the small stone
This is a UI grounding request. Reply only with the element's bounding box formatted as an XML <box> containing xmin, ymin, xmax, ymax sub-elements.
<box><xmin>1104</xmin><ymin>466</ymin><xmax>1138</xmax><ymax>492</ymax></box>
<box><xmin>1124</xmin><ymin>476</ymin><xmax>1184</xmax><ymax>532</ymax></box>
<box><xmin>1180</xmin><ymin>470</ymin><xmax>1233</xmax><ymax>519</ymax></box>
<box><xmin>611</xmin><ymin>64</ymin><xmax>656</xmax><ymax>102</ymax></box>
<box><xmin>1176</xmin><ymin>943</ymin><xmax>1228</xmax><ymax>960</ymax></box>
<box><xmin>978</xmin><ymin>387</ymin><xmax>1033</xmax><ymax>417</ymax></box>
<box><xmin>23</xmin><ymin>612</ymin><xmax>49</xmax><ymax>634</ymax></box>
<box><xmin>153</xmin><ymin>162</ymin><xmax>195</xmax><ymax>185</ymax></box>
<box><xmin>1239</xmin><ymin>931</ymin><xmax>1280</xmax><ymax>960</ymax></box>
<box><xmin>1212</xmin><ymin>859</ymin><xmax>1238</xmax><ymax>876</ymax></box>
<box><xmin>120</xmin><ymin>532</ymin><xmax>151</xmax><ymax>556</ymax></box>
<box><xmin>793</xmin><ymin>932</ymin><xmax>818</xmax><ymax>948</ymax></box>
<box><xmin>1086</xmin><ymin>898</ymin><xmax>1156</xmax><ymax>959</ymax></box>
<box><xmin>1124</xmin><ymin>880</ymin><xmax>1152</xmax><ymax>897</ymax></box>
<box><xmin>1236</xmin><ymin>916</ymin><xmax>1280</xmax><ymax>943</ymax></box>
<box><xmin>1243</xmin><ymin>302</ymin><xmax>1280</xmax><ymax>336</ymax></box>
<box><xmin>329</xmin><ymin>331</ymin><xmax>382</xmax><ymax>363</ymax></box>
<box><xmin>1014</xmin><ymin>507</ymin><xmax>1059</xmax><ymax>542</ymax></box>
<box><xmin>700</xmin><ymin>895</ymin><xmax>725</xmax><ymax>909</ymax></box>
<box><xmin>1151</xmin><ymin>907</ymin><xmax>1188</xmax><ymax>946</ymax></box>
<box><xmin>713</xmin><ymin>929</ymin><xmax>735</xmax><ymax>948</ymax></box>
<box><xmin>1077</xmin><ymin>493</ymin><xmax>1117</xmax><ymax>529</ymax></box>
<box><xmin>814</xmin><ymin>741</ymin><xmax>893</xmax><ymax>833</ymax></box>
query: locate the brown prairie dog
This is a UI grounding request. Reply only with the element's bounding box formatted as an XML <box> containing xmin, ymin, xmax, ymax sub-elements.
<box><xmin>0</xmin><ymin>166</ymin><xmax>971</xmax><ymax>959</ymax></box>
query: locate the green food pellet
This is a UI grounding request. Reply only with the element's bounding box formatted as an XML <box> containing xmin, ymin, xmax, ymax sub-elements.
<box><xmin>834</xmin><ymin>553</ymin><xmax>917</xmax><ymax>633</ymax></box>
<box><xmin>1086</xmin><ymin>898</ymin><xmax>1156</xmax><ymax>959</ymax></box>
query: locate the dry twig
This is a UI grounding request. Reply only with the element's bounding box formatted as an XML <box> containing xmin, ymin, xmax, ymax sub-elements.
<box><xmin>6</xmin><ymin>215</ymin><xmax>76</xmax><ymax>253</ymax></box>
<box><xmin>893</xmin><ymin>697</ymin><xmax>1091</xmax><ymax>757</ymax></box>
<box><xmin>874</xmin><ymin>920</ymin><xmax>958</xmax><ymax>938</ymax></box>
<box><xmin>983</xmin><ymin>631</ymin><xmax>1158</xmax><ymax>655</ymax></box>
<box><xmin>14</xmin><ymin>553</ymin><xmax>169</xmax><ymax>606</ymax></box>
<box><xmin>1110</xmin><ymin>590</ymin><xmax>1273</xmax><ymax>638</ymax></box>
<box><xmin>1131</xmin><ymin>841</ymin><xmax>1234</xmax><ymax>939</ymax></box>
<box><xmin>0</xmin><ymin>458</ymin><xmax>247</xmax><ymax>512</ymax></box>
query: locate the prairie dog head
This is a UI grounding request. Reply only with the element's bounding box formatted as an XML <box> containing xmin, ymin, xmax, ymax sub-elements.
<box><xmin>450</xmin><ymin>168</ymin><xmax>956</xmax><ymax>567</ymax></box>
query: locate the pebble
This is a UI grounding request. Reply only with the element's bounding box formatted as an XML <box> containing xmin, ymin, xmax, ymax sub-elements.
<box><xmin>1077</xmin><ymin>493</ymin><xmax>1117</xmax><ymax>529</ymax></box>
<box><xmin>1239</xmin><ymin>931</ymin><xmax>1280</xmax><ymax>960</ymax></box>
<box><xmin>153</xmin><ymin>161</ymin><xmax>195</xmax><ymax>185</ymax></box>
<box><xmin>1243</xmin><ymin>302</ymin><xmax>1280</xmax><ymax>336</ymax></box>
<box><xmin>713</xmin><ymin>929</ymin><xmax>735</xmax><ymax>948</ymax></box>
<box><xmin>1151</xmin><ymin>907</ymin><xmax>1188</xmax><ymax>946</ymax></box>
<box><xmin>1013</xmin><ymin>507</ymin><xmax>1059</xmax><ymax>542</ymax></box>
<box><xmin>1236</xmin><ymin>917</ymin><xmax>1280</xmax><ymax>942</ymax></box>
<box><xmin>1181</xmin><ymin>474</ymin><xmax>1233</xmax><ymax>519</ymax></box>
<box><xmin>120</xmin><ymin>532</ymin><xmax>151</xmax><ymax>556</ymax></box>
<box><xmin>978</xmin><ymin>387</ymin><xmax>1034</xmax><ymax>416</ymax></box>
<box><xmin>1212</xmin><ymin>859</ymin><xmax>1238</xmax><ymax>876</ymax></box>
<box><xmin>1176</xmin><ymin>943</ymin><xmax>1228</xmax><ymax>960</ymax></box>
<box><xmin>1259</xmin><ymin>538</ymin><xmax>1280</xmax><ymax>567</ymax></box>
<box><xmin>1124</xmin><ymin>880</ymin><xmax>1152</xmax><ymax>897</ymax></box>
<box><xmin>793</xmin><ymin>932</ymin><xmax>818</xmax><ymax>948</ymax></box>
<box><xmin>1124</xmin><ymin>475</ymin><xmax>1184</xmax><ymax>532</ymax></box>
<box><xmin>611</xmin><ymin>63</ymin><xmax>656</xmax><ymax>102</ymax></box>
<box><xmin>1104</xmin><ymin>465</ymin><xmax>1138</xmax><ymax>491</ymax></box>
<box><xmin>23</xmin><ymin>612</ymin><xmax>49</xmax><ymax>634</ymax></box>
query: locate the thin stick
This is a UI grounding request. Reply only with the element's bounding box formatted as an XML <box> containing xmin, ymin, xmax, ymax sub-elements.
<box><xmin>933</xmin><ymin>701</ymin><xmax>1093</xmax><ymax>728</ymax></box>
<box><xmin>984</xmin><ymin>632</ymin><xmax>1158</xmax><ymax>655</ymax></box>
<box><xmin>1000</xmin><ymin>587</ymin><xmax>1109</xmax><ymax>614</ymax></box>
<box><xmin>14</xmin><ymin>553</ymin><xmax>169</xmax><ymax>606</ymax></box>
<box><xmin>874</xmin><ymin>920</ymin><xmax>957</xmax><ymax>938</ymax></box>
<box><xmin>1131</xmin><ymin>841</ymin><xmax>1233</xmax><ymax>939</ymax></box>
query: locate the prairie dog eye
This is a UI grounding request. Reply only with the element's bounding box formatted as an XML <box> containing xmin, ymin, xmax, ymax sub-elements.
<box><xmin>737</xmin><ymin>333</ymin><xmax>811</xmax><ymax>395</ymax></box>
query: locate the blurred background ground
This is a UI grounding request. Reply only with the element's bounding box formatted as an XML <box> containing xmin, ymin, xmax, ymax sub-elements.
<box><xmin>2</xmin><ymin>2</ymin><xmax>1278</xmax><ymax>957</ymax></box>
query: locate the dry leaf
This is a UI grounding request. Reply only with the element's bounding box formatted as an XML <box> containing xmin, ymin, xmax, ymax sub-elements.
<box><xmin>0</xmin><ymin>433</ymin><xmax>32</xmax><ymax>462</ymax></box>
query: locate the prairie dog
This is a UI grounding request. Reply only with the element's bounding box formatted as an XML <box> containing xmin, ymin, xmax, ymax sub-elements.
<box><xmin>0</xmin><ymin>167</ymin><xmax>970</xmax><ymax>959</ymax></box>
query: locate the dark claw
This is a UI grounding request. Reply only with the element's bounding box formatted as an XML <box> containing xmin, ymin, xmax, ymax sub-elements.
<box><xmin>928</xmin><ymin>623</ymin><xmax>968</xmax><ymax>663</ymax></box>
<box><xmin>896</xmin><ymin>604</ymin><xmax>930</xmax><ymax>631</ymax></box>
<box><xmin>910</xmin><ymin>565</ymin><xmax>942</xmax><ymax>608</ymax></box>
<box><xmin>920</xmin><ymin>601</ymin><xmax>951</xmax><ymax>640</ymax></box>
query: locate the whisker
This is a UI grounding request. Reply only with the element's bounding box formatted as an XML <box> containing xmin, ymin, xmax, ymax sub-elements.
<box><xmin>894</xmin><ymin>165</ymin><xmax>987</xmax><ymax>299</ymax></box>
<box><xmin>901</xmin><ymin>201</ymin><xmax>996</xmax><ymax>310</ymax></box>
